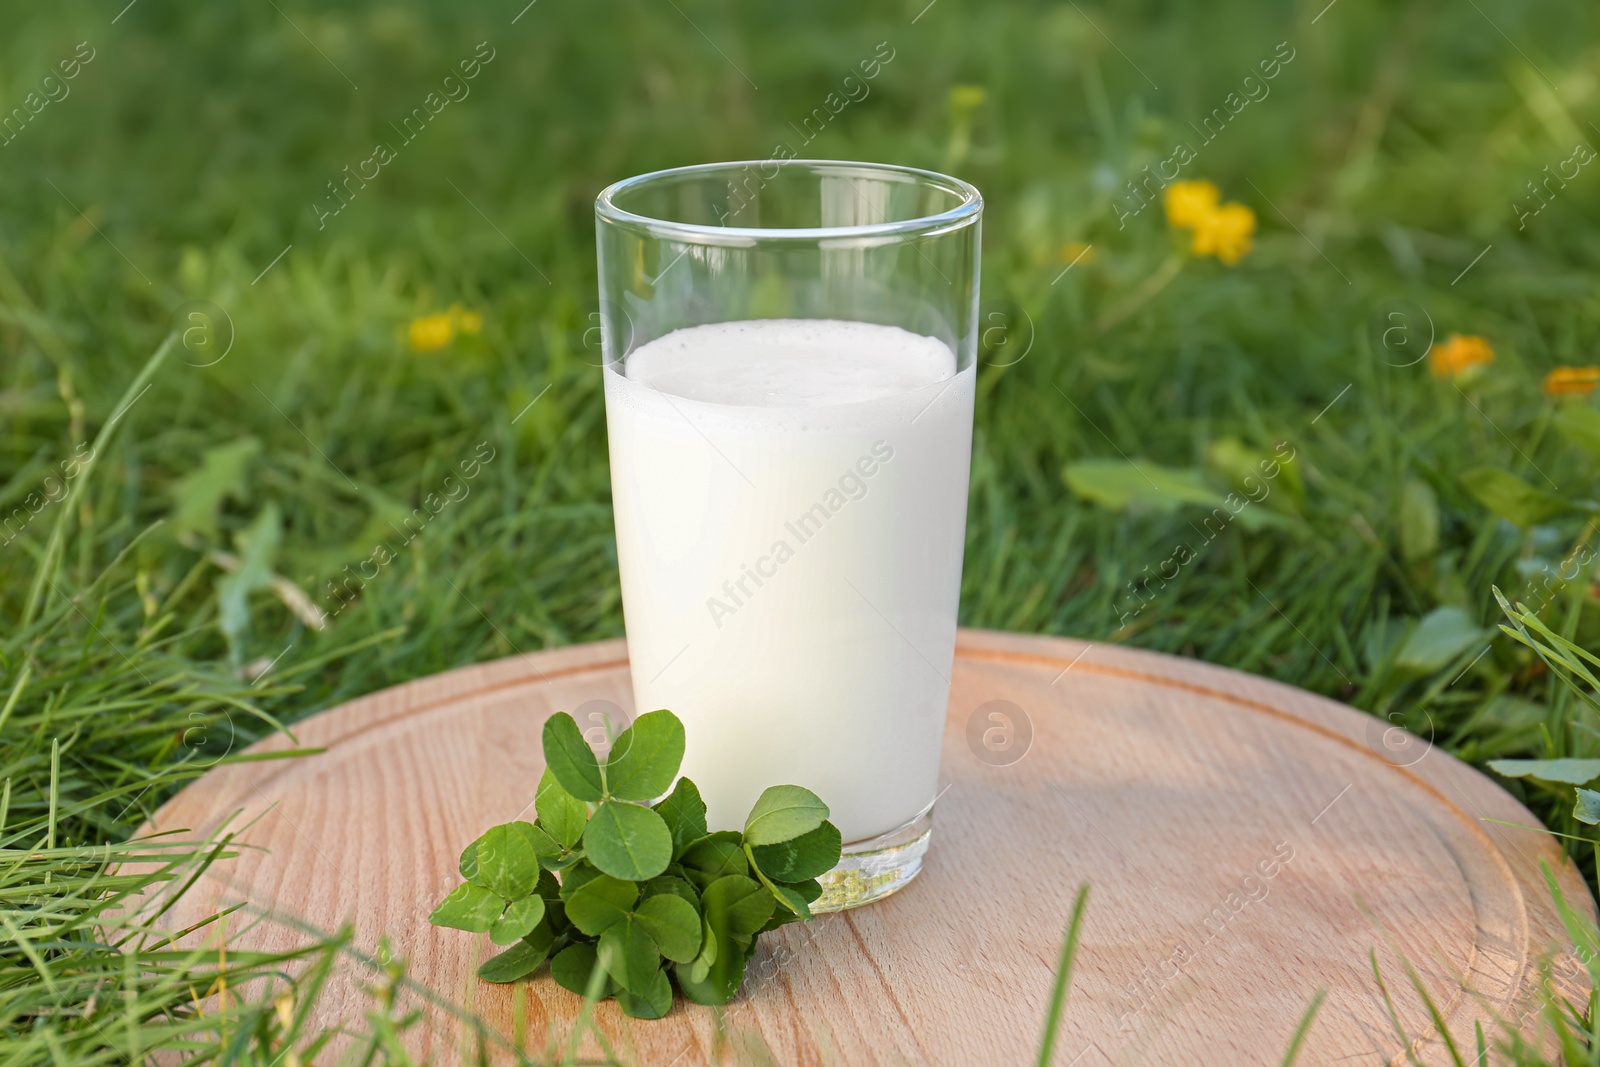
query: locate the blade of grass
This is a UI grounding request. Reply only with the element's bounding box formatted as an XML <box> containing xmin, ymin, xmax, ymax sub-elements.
<box><xmin>1279</xmin><ymin>990</ymin><xmax>1326</xmax><ymax>1067</ymax></box>
<box><xmin>1036</xmin><ymin>883</ymin><xmax>1090</xmax><ymax>1067</ymax></box>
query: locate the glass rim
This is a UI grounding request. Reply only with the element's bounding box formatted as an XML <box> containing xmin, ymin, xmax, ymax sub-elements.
<box><xmin>595</xmin><ymin>159</ymin><xmax>983</xmax><ymax>244</ymax></box>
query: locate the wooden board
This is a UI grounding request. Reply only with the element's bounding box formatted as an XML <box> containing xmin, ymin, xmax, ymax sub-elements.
<box><xmin>144</xmin><ymin>630</ymin><xmax>1594</xmax><ymax>1065</ymax></box>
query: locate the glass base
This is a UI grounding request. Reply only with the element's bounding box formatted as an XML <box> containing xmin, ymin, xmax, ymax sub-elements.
<box><xmin>813</xmin><ymin>807</ymin><xmax>933</xmax><ymax>913</ymax></box>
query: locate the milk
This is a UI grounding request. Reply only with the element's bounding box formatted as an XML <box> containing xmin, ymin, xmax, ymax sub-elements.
<box><xmin>604</xmin><ymin>318</ymin><xmax>974</xmax><ymax>842</ymax></box>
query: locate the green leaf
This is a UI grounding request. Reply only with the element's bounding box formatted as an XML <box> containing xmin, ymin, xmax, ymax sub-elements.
<box><xmin>428</xmin><ymin>882</ymin><xmax>503</xmax><ymax>932</ymax></box>
<box><xmin>533</xmin><ymin>867</ymin><xmax>562</xmax><ymax>899</ymax></box>
<box><xmin>674</xmin><ymin>941</ymin><xmax>749</xmax><ymax>1006</ymax></box>
<box><xmin>564</xmin><ymin>873</ymin><xmax>638</xmax><ymax>936</ymax></box>
<box><xmin>680</xmin><ymin>832</ymin><xmax>748</xmax><ymax>891</ymax></box>
<box><xmin>169</xmin><ymin>436</ymin><xmax>261</xmax><ymax>540</ymax></box>
<box><xmin>584</xmin><ymin>800</ymin><xmax>673</xmax><ymax>881</ymax></box>
<box><xmin>540</xmin><ymin>850</ymin><xmax>584</xmax><ymax>873</ymax></box>
<box><xmin>744</xmin><ymin>785</ymin><xmax>830</xmax><ymax>846</ymax></box>
<box><xmin>1555</xmin><ymin>404</ymin><xmax>1600</xmax><ymax>461</ymax></box>
<box><xmin>1398</xmin><ymin>479</ymin><xmax>1439</xmax><ymax>563</ymax></box>
<box><xmin>543</xmin><ymin>712</ymin><xmax>604</xmax><ymax>801</ymax></box>
<box><xmin>634</xmin><ymin>892</ymin><xmax>702</xmax><ymax>963</ymax></box>
<box><xmin>613</xmin><ymin>962</ymin><xmax>673</xmax><ymax>1019</ymax></box>
<box><xmin>641</xmin><ymin>874</ymin><xmax>700</xmax><ymax>910</ymax></box>
<box><xmin>605</xmin><ymin>709</ymin><xmax>686</xmax><ymax>801</ymax></box>
<box><xmin>769</xmin><ymin>882</ymin><xmax>812</xmax><ymax>919</ymax></box>
<box><xmin>701</xmin><ymin>874</ymin><xmax>773</xmax><ymax>951</ymax></box>
<box><xmin>537</xmin><ymin>871</ymin><xmax>571</xmax><ymax>935</ymax></box>
<box><xmin>1460</xmin><ymin>467</ymin><xmax>1576</xmax><ymax>527</ymax></box>
<box><xmin>459</xmin><ymin>840</ymin><xmax>480</xmax><ymax>883</ymax></box>
<box><xmin>748</xmin><ymin>821</ymin><xmax>842</xmax><ymax>882</ymax></box>
<box><xmin>1394</xmin><ymin>607</ymin><xmax>1489</xmax><ymax>674</ymax></box>
<box><xmin>599</xmin><ymin>916</ymin><xmax>661</xmax><ymax>994</ymax></box>
<box><xmin>558</xmin><ymin>861</ymin><xmax>603</xmax><ymax>900</ymax></box>
<box><xmin>473</xmin><ymin>822</ymin><xmax>551</xmax><ymax>899</ymax></box>
<box><xmin>744</xmin><ymin>846</ymin><xmax>814</xmax><ymax>919</ymax></box>
<box><xmin>536</xmin><ymin>767</ymin><xmax>588</xmax><ymax>849</ymax></box>
<box><xmin>760</xmin><ymin>879</ymin><xmax>824</xmax><ymax>932</ymax></box>
<box><xmin>489</xmin><ymin>894</ymin><xmax>546</xmax><ymax>945</ymax></box>
<box><xmin>783</xmin><ymin>877</ymin><xmax>824</xmax><ymax>905</ymax></box>
<box><xmin>653</xmin><ymin>777</ymin><xmax>709</xmax><ymax>858</ymax></box>
<box><xmin>215</xmin><ymin>504</ymin><xmax>282</xmax><ymax>663</ymax></box>
<box><xmin>1205</xmin><ymin>437</ymin><xmax>1304</xmax><ymax>516</ymax></box>
<box><xmin>477</xmin><ymin>922</ymin><xmax>554</xmax><ymax>983</ymax></box>
<box><xmin>1487</xmin><ymin>758</ymin><xmax>1600</xmax><ymax>786</ymax></box>
<box><xmin>688</xmin><ymin>918</ymin><xmax>717</xmax><ymax>982</ymax></box>
<box><xmin>551</xmin><ymin>942</ymin><xmax>612</xmax><ymax>997</ymax></box>
<box><xmin>1064</xmin><ymin>459</ymin><xmax>1222</xmax><ymax>512</ymax></box>
<box><xmin>1576</xmin><ymin>788</ymin><xmax>1600</xmax><ymax>826</ymax></box>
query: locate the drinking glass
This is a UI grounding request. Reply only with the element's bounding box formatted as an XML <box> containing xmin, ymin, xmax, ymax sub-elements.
<box><xmin>595</xmin><ymin>159</ymin><xmax>980</xmax><ymax>910</ymax></box>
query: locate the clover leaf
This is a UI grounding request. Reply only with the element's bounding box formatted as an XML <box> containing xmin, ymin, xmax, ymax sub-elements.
<box><xmin>634</xmin><ymin>892</ymin><xmax>702</xmax><ymax>962</ymax></box>
<box><xmin>585</xmin><ymin>800</ymin><xmax>673</xmax><ymax>881</ymax></box>
<box><xmin>478</xmin><ymin>920</ymin><xmax>554</xmax><ymax>982</ymax></box>
<box><xmin>542</xmin><ymin>712</ymin><xmax>605</xmax><ymax>801</ymax></box>
<box><xmin>653</xmin><ymin>777</ymin><xmax>708</xmax><ymax>858</ymax></box>
<box><xmin>614</xmin><ymin>964</ymin><xmax>673</xmax><ymax>1019</ymax></box>
<box><xmin>743</xmin><ymin>785</ymin><xmax>829</xmax><ymax>846</ymax></box>
<box><xmin>564</xmin><ymin>872</ymin><xmax>637</xmax><ymax>936</ymax></box>
<box><xmin>473</xmin><ymin>822</ymin><xmax>552</xmax><ymax>899</ymax></box>
<box><xmin>429</xmin><ymin>708</ymin><xmax>844</xmax><ymax>1013</ymax></box>
<box><xmin>429</xmin><ymin>882</ymin><xmax>503</xmax><ymax>932</ymax></box>
<box><xmin>535</xmin><ymin>767</ymin><xmax>588</xmax><ymax>850</ymax></box>
<box><xmin>489</xmin><ymin>895</ymin><xmax>547</xmax><ymax>945</ymax></box>
<box><xmin>605</xmin><ymin>708</ymin><xmax>686</xmax><ymax>801</ymax></box>
<box><xmin>748</xmin><ymin>821</ymin><xmax>842</xmax><ymax>882</ymax></box>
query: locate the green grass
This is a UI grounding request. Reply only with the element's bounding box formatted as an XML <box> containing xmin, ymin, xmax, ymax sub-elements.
<box><xmin>4</xmin><ymin>0</ymin><xmax>1600</xmax><ymax>1060</ymax></box>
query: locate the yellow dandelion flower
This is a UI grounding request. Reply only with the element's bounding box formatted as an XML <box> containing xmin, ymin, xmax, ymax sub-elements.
<box><xmin>1059</xmin><ymin>240</ymin><xmax>1095</xmax><ymax>266</ymax></box>
<box><xmin>407</xmin><ymin>304</ymin><xmax>484</xmax><ymax>353</ymax></box>
<box><xmin>1543</xmin><ymin>366</ymin><xmax>1600</xmax><ymax>397</ymax></box>
<box><xmin>408</xmin><ymin>312</ymin><xmax>456</xmax><ymax>353</ymax></box>
<box><xmin>1427</xmin><ymin>334</ymin><xmax>1494</xmax><ymax>380</ymax></box>
<box><xmin>1163</xmin><ymin>180</ymin><xmax>1221</xmax><ymax>229</ymax></box>
<box><xmin>1190</xmin><ymin>201</ymin><xmax>1256</xmax><ymax>265</ymax></box>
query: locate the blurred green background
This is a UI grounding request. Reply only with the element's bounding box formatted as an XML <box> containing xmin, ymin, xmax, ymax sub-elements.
<box><xmin>4</xmin><ymin>0</ymin><xmax>1600</xmax><ymax>1055</ymax></box>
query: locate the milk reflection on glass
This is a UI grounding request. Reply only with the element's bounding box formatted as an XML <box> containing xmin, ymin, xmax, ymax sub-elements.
<box><xmin>596</xmin><ymin>161</ymin><xmax>981</xmax><ymax>909</ymax></box>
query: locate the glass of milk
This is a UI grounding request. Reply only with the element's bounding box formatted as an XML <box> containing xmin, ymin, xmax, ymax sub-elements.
<box><xmin>595</xmin><ymin>160</ymin><xmax>980</xmax><ymax>910</ymax></box>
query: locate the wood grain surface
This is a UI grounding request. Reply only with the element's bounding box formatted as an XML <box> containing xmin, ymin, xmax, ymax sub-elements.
<box><xmin>142</xmin><ymin>630</ymin><xmax>1594</xmax><ymax>1066</ymax></box>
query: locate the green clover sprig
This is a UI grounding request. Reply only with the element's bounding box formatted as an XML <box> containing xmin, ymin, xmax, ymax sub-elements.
<box><xmin>427</xmin><ymin>708</ymin><xmax>841</xmax><ymax>1018</ymax></box>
